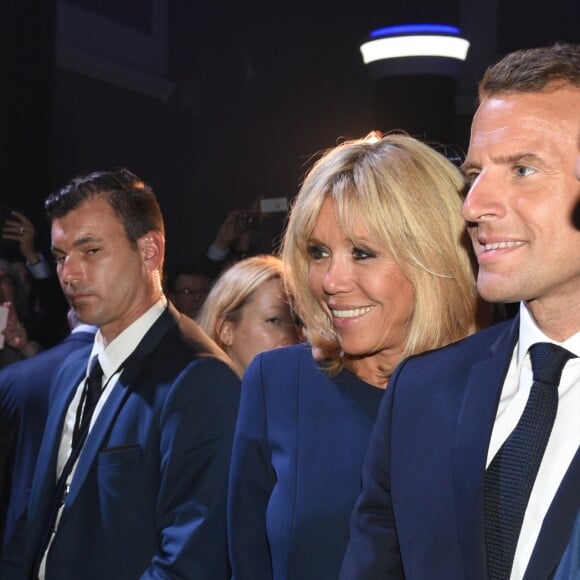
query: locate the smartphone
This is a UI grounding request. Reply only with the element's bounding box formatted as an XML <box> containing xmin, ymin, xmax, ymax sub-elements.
<box><xmin>259</xmin><ymin>197</ymin><xmax>288</xmax><ymax>213</ymax></box>
<box><xmin>0</xmin><ymin>305</ymin><xmax>9</xmax><ymax>349</ymax></box>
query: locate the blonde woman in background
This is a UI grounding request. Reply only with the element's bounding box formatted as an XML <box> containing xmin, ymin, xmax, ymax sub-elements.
<box><xmin>196</xmin><ymin>254</ymin><xmax>301</xmax><ymax>376</ymax></box>
<box><xmin>227</xmin><ymin>132</ymin><xmax>487</xmax><ymax>580</ymax></box>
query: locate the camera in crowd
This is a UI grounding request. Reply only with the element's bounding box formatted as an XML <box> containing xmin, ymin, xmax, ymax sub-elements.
<box><xmin>235</xmin><ymin>197</ymin><xmax>289</xmax><ymax>231</ymax></box>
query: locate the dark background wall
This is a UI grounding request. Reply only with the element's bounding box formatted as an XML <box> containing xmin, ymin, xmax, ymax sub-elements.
<box><xmin>1</xmin><ymin>0</ymin><xmax>578</xmax><ymax>271</ymax></box>
<box><xmin>1</xmin><ymin>0</ymin><xmax>55</xmax><ymax>260</ymax></box>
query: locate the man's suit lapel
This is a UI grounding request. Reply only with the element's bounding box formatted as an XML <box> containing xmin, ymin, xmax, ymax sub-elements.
<box><xmin>61</xmin><ymin>307</ymin><xmax>177</xmax><ymax>510</ymax></box>
<box><xmin>62</xmin><ymin>358</ymin><xmax>140</xmax><ymax>508</ymax></box>
<box><xmin>453</xmin><ymin>317</ymin><xmax>519</xmax><ymax>578</ymax></box>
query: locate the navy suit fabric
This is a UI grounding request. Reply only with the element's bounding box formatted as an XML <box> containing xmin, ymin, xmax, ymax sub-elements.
<box><xmin>0</xmin><ymin>328</ymin><xmax>96</xmax><ymax>551</ymax></box>
<box><xmin>228</xmin><ymin>343</ymin><xmax>384</xmax><ymax>580</ymax></box>
<box><xmin>340</xmin><ymin>316</ymin><xmax>580</xmax><ymax>580</ymax></box>
<box><xmin>0</xmin><ymin>306</ymin><xmax>240</xmax><ymax>580</ymax></box>
<box><xmin>554</xmin><ymin>511</ymin><xmax>580</xmax><ymax>580</ymax></box>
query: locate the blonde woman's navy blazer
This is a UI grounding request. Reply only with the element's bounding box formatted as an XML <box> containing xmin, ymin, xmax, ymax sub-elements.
<box><xmin>228</xmin><ymin>343</ymin><xmax>384</xmax><ymax>580</ymax></box>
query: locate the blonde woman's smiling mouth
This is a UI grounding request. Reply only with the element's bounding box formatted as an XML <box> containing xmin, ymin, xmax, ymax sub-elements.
<box><xmin>331</xmin><ymin>306</ymin><xmax>375</xmax><ymax>319</ymax></box>
<box><xmin>482</xmin><ymin>240</ymin><xmax>525</xmax><ymax>251</ymax></box>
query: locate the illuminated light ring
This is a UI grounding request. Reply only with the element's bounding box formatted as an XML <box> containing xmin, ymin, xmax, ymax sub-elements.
<box><xmin>370</xmin><ymin>24</ymin><xmax>461</xmax><ymax>38</ymax></box>
<box><xmin>360</xmin><ymin>35</ymin><xmax>470</xmax><ymax>64</ymax></box>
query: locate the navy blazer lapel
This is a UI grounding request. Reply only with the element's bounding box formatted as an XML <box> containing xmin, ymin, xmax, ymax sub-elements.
<box><xmin>127</xmin><ymin>304</ymin><xmax>178</xmax><ymax>363</ymax></box>
<box><xmin>453</xmin><ymin>318</ymin><xmax>519</xmax><ymax>578</ymax></box>
<box><xmin>61</xmin><ymin>307</ymin><xmax>177</xmax><ymax>510</ymax></box>
<box><xmin>63</xmin><ymin>361</ymin><xmax>140</xmax><ymax>509</ymax></box>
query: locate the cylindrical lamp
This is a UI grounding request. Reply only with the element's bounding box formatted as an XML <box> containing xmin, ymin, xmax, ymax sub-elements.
<box><xmin>359</xmin><ymin>24</ymin><xmax>471</xmax><ymax>145</ymax></box>
<box><xmin>360</xmin><ymin>24</ymin><xmax>470</xmax><ymax>79</ymax></box>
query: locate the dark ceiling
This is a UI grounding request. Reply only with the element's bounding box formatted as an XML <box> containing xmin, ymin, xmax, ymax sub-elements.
<box><xmin>1</xmin><ymin>0</ymin><xmax>578</xmax><ymax>268</ymax></box>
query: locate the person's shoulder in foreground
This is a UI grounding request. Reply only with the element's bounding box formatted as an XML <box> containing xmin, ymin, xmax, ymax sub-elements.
<box><xmin>0</xmin><ymin>318</ymin><xmax>96</xmax><ymax>555</ymax></box>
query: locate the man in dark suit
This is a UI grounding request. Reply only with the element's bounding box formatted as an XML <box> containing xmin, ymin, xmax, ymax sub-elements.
<box><xmin>0</xmin><ymin>168</ymin><xmax>240</xmax><ymax>579</ymax></box>
<box><xmin>340</xmin><ymin>43</ymin><xmax>579</xmax><ymax>579</ymax></box>
<box><xmin>0</xmin><ymin>311</ymin><xmax>96</xmax><ymax>554</ymax></box>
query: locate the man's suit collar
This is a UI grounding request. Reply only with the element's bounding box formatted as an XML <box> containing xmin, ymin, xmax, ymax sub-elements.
<box><xmin>451</xmin><ymin>313</ymin><xmax>579</xmax><ymax>578</ymax></box>
<box><xmin>62</xmin><ymin>307</ymin><xmax>179</xmax><ymax>499</ymax></box>
<box><xmin>59</xmin><ymin>304</ymin><xmax>236</xmax><ymax>515</ymax></box>
<box><xmin>29</xmin><ymin>308</ymin><xmax>176</xmax><ymax>527</ymax></box>
<box><xmin>126</xmin><ymin>302</ymin><xmax>234</xmax><ymax>370</ymax></box>
<box><xmin>34</xmin><ymin>304</ymin><xmax>236</xmax><ymax>536</ymax></box>
<box><xmin>91</xmin><ymin>298</ymin><xmax>167</xmax><ymax>380</ymax></box>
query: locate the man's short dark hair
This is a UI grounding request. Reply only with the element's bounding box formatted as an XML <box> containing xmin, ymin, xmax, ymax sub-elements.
<box><xmin>478</xmin><ymin>42</ymin><xmax>580</xmax><ymax>101</ymax></box>
<box><xmin>45</xmin><ymin>167</ymin><xmax>165</xmax><ymax>246</ymax></box>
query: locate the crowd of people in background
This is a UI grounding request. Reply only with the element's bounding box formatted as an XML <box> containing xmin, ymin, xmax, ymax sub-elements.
<box><xmin>0</xmin><ymin>42</ymin><xmax>578</xmax><ymax>579</ymax></box>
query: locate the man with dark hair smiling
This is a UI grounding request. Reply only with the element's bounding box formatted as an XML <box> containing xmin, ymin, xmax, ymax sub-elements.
<box><xmin>340</xmin><ymin>43</ymin><xmax>580</xmax><ymax>580</ymax></box>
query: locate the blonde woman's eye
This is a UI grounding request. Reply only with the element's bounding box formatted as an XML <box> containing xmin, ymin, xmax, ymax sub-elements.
<box><xmin>307</xmin><ymin>245</ymin><xmax>327</xmax><ymax>260</ymax></box>
<box><xmin>353</xmin><ymin>247</ymin><xmax>374</xmax><ymax>260</ymax></box>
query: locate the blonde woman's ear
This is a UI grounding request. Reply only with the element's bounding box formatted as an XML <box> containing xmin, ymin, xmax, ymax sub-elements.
<box><xmin>218</xmin><ymin>319</ymin><xmax>234</xmax><ymax>347</ymax></box>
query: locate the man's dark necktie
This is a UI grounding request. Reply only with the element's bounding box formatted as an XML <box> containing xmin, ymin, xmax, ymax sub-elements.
<box><xmin>484</xmin><ymin>342</ymin><xmax>575</xmax><ymax>580</ymax></box>
<box><xmin>72</xmin><ymin>358</ymin><xmax>104</xmax><ymax>447</ymax></box>
<box><xmin>33</xmin><ymin>359</ymin><xmax>104</xmax><ymax>576</ymax></box>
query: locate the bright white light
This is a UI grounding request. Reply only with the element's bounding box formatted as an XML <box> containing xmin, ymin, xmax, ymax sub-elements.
<box><xmin>360</xmin><ymin>35</ymin><xmax>470</xmax><ymax>64</ymax></box>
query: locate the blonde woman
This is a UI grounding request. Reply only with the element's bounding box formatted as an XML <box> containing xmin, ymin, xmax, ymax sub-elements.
<box><xmin>196</xmin><ymin>254</ymin><xmax>300</xmax><ymax>376</ymax></box>
<box><xmin>227</xmin><ymin>132</ymin><xmax>485</xmax><ymax>579</ymax></box>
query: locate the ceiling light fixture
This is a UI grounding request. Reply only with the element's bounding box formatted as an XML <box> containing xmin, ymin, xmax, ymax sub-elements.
<box><xmin>360</xmin><ymin>24</ymin><xmax>470</xmax><ymax>78</ymax></box>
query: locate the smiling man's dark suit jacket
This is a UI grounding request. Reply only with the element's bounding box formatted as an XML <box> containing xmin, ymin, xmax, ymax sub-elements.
<box><xmin>340</xmin><ymin>315</ymin><xmax>579</xmax><ymax>580</ymax></box>
<box><xmin>0</xmin><ymin>304</ymin><xmax>240</xmax><ymax>580</ymax></box>
<box><xmin>0</xmin><ymin>326</ymin><xmax>96</xmax><ymax>553</ymax></box>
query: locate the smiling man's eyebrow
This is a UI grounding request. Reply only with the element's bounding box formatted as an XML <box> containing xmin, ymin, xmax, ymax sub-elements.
<box><xmin>493</xmin><ymin>152</ymin><xmax>547</xmax><ymax>166</ymax></box>
<box><xmin>460</xmin><ymin>151</ymin><xmax>549</xmax><ymax>174</ymax></box>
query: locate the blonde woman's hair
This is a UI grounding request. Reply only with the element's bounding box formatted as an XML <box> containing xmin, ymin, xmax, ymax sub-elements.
<box><xmin>281</xmin><ymin>131</ymin><xmax>479</xmax><ymax>379</ymax></box>
<box><xmin>196</xmin><ymin>254</ymin><xmax>290</xmax><ymax>349</ymax></box>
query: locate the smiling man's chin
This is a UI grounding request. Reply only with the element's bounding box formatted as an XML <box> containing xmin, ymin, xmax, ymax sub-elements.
<box><xmin>477</xmin><ymin>271</ymin><xmax>523</xmax><ymax>304</ymax></box>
